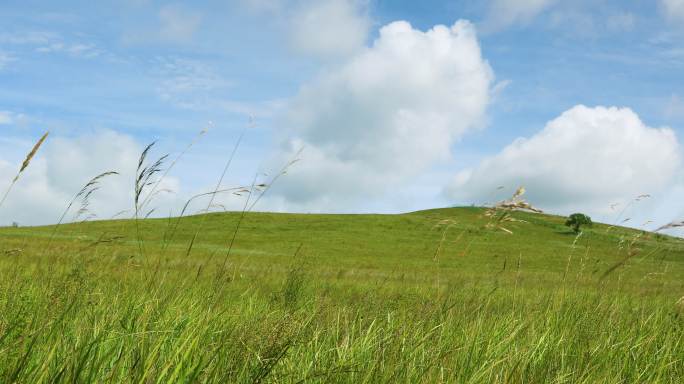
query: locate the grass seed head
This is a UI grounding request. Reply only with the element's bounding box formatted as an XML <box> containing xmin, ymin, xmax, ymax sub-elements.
<box><xmin>14</xmin><ymin>131</ymin><xmax>49</xmax><ymax>182</ymax></box>
<box><xmin>483</xmin><ymin>186</ymin><xmax>541</xmax><ymax>234</ymax></box>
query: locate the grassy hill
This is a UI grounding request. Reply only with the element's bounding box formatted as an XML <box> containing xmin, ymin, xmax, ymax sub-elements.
<box><xmin>1</xmin><ymin>207</ymin><xmax>683</xmax><ymax>382</ymax></box>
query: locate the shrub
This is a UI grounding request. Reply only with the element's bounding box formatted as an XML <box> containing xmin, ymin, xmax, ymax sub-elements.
<box><xmin>565</xmin><ymin>213</ymin><xmax>592</xmax><ymax>233</ymax></box>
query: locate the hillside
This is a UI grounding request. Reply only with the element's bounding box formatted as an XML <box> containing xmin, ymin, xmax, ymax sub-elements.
<box><xmin>3</xmin><ymin>207</ymin><xmax>683</xmax><ymax>289</ymax></box>
<box><xmin>0</xmin><ymin>207</ymin><xmax>683</xmax><ymax>382</ymax></box>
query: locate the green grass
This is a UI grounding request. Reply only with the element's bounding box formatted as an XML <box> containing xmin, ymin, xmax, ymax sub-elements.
<box><xmin>0</xmin><ymin>207</ymin><xmax>683</xmax><ymax>383</ymax></box>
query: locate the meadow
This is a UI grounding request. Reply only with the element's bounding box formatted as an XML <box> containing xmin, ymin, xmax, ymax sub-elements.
<box><xmin>0</xmin><ymin>134</ymin><xmax>682</xmax><ymax>383</ymax></box>
<box><xmin>0</xmin><ymin>205</ymin><xmax>683</xmax><ymax>383</ymax></box>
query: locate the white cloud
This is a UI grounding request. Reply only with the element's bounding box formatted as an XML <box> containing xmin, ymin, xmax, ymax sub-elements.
<box><xmin>0</xmin><ymin>131</ymin><xmax>180</xmax><ymax>226</ymax></box>
<box><xmin>0</xmin><ymin>111</ymin><xmax>13</xmax><ymax>125</ymax></box>
<box><xmin>0</xmin><ymin>31</ymin><xmax>57</xmax><ymax>45</ymax></box>
<box><xmin>446</xmin><ymin>105</ymin><xmax>682</xmax><ymax>218</ymax></box>
<box><xmin>0</xmin><ymin>31</ymin><xmax>101</xmax><ymax>58</ymax></box>
<box><xmin>662</xmin><ymin>0</ymin><xmax>684</xmax><ymax>23</ymax></box>
<box><xmin>155</xmin><ymin>57</ymin><xmax>231</xmax><ymax>103</ymax></box>
<box><xmin>482</xmin><ymin>0</ymin><xmax>556</xmax><ymax>32</ymax></box>
<box><xmin>0</xmin><ymin>111</ymin><xmax>29</xmax><ymax>127</ymax></box>
<box><xmin>289</xmin><ymin>0</ymin><xmax>370</xmax><ymax>59</ymax></box>
<box><xmin>151</xmin><ymin>57</ymin><xmax>280</xmax><ymax>118</ymax></box>
<box><xmin>544</xmin><ymin>6</ymin><xmax>636</xmax><ymax>37</ymax></box>
<box><xmin>270</xmin><ymin>20</ymin><xmax>494</xmax><ymax>209</ymax></box>
<box><xmin>0</xmin><ymin>52</ymin><xmax>14</xmax><ymax>70</ymax></box>
<box><xmin>35</xmin><ymin>42</ymin><xmax>101</xmax><ymax>58</ymax></box>
<box><xmin>240</xmin><ymin>0</ymin><xmax>370</xmax><ymax>59</ymax></box>
<box><xmin>158</xmin><ymin>4</ymin><xmax>203</xmax><ymax>43</ymax></box>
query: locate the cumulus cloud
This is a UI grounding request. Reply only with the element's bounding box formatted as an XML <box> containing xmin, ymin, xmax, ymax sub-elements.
<box><xmin>482</xmin><ymin>0</ymin><xmax>556</xmax><ymax>32</ymax></box>
<box><xmin>241</xmin><ymin>0</ymin><xmax>370</xmax><ymax>59</ymax></box>
<box><xmin>270</xmin><ymin>20</ymin><xmax>494</xmax><ymax>210</ymax></box>
<box><xmin>289</xmin><ymin>0</ymin><xmax>370</xmax><ymax>59</ymax></box>
<box><xmin>662</xmin><ymin>0</ymin><xmax>684</xmax><ymax>23</ymax></box>
<box><xmin>446</xmin><ymin>105</ymin><xmax>682</xmax><ymax>217</ymax></box>
<box><xmin>0</xmin><ymin>130</ymin><xmax>179</xmax><ymax>226</ymax></box>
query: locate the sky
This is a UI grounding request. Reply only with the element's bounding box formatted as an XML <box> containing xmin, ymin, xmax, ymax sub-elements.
<box><xmin>1</xmin><ymin>0</ymin><xmax>684</xmax><ymax>232</ymax></box>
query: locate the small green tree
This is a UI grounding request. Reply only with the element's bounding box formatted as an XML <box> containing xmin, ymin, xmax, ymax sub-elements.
<box><xmin>565</xmin><ymin>213</ymin><xmax>592</xmax><ymax>233</ymax></box>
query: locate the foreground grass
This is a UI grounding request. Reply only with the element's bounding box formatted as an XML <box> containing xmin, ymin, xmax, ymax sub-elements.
<box><xmin>0</xmin><ymin>207</ymin><xmax>683</xmax><ymax>383</ymax></box>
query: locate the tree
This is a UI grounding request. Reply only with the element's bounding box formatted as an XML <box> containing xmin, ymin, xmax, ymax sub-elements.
<box><xmin>565</xmin><ymin>213</ymin><xmax>592</xmax><ymax>233</ymax></box>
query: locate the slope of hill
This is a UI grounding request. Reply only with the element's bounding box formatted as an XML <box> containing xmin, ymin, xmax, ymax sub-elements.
<box><xmin>0</xmin><ymin>207</ymin><xmax>683</xmax><ymax>382</ymax></box>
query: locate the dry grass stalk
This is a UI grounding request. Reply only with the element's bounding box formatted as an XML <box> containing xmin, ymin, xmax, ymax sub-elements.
<box><xmin>18</xmin><ymin>132</ymin><xmax>49</xmax><ymax>177</ymax></box>
<box><xmin>46</xmin><ymin>171</ymin><xmax>120</xmax><ymax>246</ymax></box>
<box><xmin>3</xmin><ymin>248</ymin><xmax>22</xmax><ymax>256</ymax></box>
<box><xmin>0</xmin><ymin>131</ymin><xmax>49</xmax><ymax>212</ymax></box>
<box><xmin>72</xmin><ymin>171</ymin><xmax>120</xmax><ymax>221</ymax></box>
<box><xmin>127</xmin><ymin>141</ymin><xmax>170</xmax><ymax>263</ymax></box>
<box><xmin>654</xmin><ymin>220</ymin><xmax>684</xmax><ymax>233</ymax></box>
<box><xmin>134</xmin><ymin>142</ymin><xmax>169</xmax><ymax>219</ymax></box>
<box><xmin>432</xmin><ymin>219</ymin><xmax>457</xmax><ymax>262</ymax></box>
<box><xmin>247</xmin><ymin>148</ymin><xmax>302</xmax><ymax>212</ymax></box>
<box><xmin>183</xmin><ymin>123</ymin><xmax>249</xmax><ymax>259</ymax></box>
<box><xmin>215</xmin><ymin>147</ymin><xmax>303</xmax><ymax>281</ymax></box>
<box><xmin>138</xmin><ymin>127</ymin><xmax>208</xmax><ymax>212</ymax></box>
<box><xmin>607</xmin><ymin>194</ymin><xmax>651</xmax><ymax>232</ymax></box>
<box><xmin>601</xmin><ymin>231</ymin><xmax>664</xmax><ymax>280</ymax></box>
<box><xmin>483</xmin><ymin>186</ymin><xmax>542</xmax><ymax>234</ymax></box>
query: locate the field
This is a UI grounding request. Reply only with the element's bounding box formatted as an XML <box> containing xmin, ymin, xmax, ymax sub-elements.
<box><xmin>0</xmin><ymin>207</ymin><xmax>683</xmax><ymax>383</ymax></box>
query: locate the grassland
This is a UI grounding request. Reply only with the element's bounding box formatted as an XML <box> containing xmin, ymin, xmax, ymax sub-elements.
<box><xmin>0</xmin><ymin>207</ymin><xmax>683</xmax><ymax>383</ymax></box>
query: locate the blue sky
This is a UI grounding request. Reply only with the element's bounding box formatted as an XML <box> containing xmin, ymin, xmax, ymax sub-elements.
<box><xmin>1</xmin><ymin>0</ymin><xmax>684</xmax><ymax>230</ymax></box>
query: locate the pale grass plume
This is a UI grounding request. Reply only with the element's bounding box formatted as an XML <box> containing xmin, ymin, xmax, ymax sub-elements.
<box><xmin>18</xmin><ymin>131</ymin><xmax>49</xmax><ymax>177</ymax></box>
<box><xmin>607</xmin><ymin>193</ymin><xmax>651</xmax><ymax>232</ymax></box>
<box><xmin>601</xmin><ymin>229</ymin><xmax>663</xmax><ymax>280</ymax></box>
<box><xmin>654</xmin><ymin>220</ymin><xmax>684</xmax><ymax>233</ymax></box>
<box><xmin>483</xmin><ymin>186</ymin><xmax>542</xmax><ymax>234</ymax></box>
<box><xmin>0</xmin><ymin>131</ymin><xmax>49</xmax><ymax>212</ymax></box>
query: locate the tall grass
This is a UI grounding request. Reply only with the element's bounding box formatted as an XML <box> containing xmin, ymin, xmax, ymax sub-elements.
<box><xmin>0</xmin><ymin>238</ymin><xmax>681</xmax><ymax>382</ymax></box>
